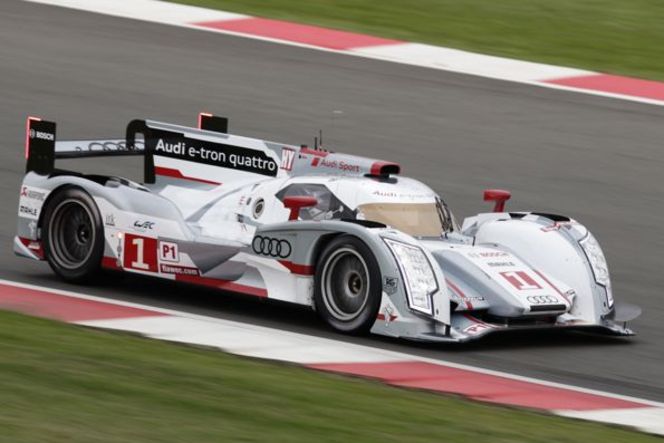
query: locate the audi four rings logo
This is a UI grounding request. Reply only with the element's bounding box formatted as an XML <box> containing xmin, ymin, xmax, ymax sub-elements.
<box><xmin>252</xmin><ymin>236</ymin><xmax>292</xmax><ymax>258</ymax></box>
<box><xmin>527</xmin><ymin>295</ymin><xmax>559</xmax><ymax>304</ymax></box>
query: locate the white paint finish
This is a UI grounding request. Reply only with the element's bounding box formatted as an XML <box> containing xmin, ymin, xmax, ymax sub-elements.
<box><xmin>355</xmin><ymin>43</ymin><xmax>592</xmax><ymax>82</ymax></box>
<box><xmin>25</xmin><ymin>0</ymin><xmax>248</xmax><ymax>24</ymax></box>
<box><xmin>558</xmin><ymin>407</ymin><xmax>664</xmax><ymax>436</ymax></box>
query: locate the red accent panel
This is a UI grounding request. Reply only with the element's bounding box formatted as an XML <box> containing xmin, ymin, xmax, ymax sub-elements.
<box><xmin>546</xmin><ymin>74</ymin><xmax>664</xmax><ymax>101</ymax></box>
<box><xmin>483</xmin><ymin>189</ymin><xmax>511</xmax><ymax>212</ymax></box>
<box><xmin>25</xmin><ymin>116</ymin><xmax>41</xmax><ymax>159</ymax></box>
<box><xmin>101</xmin><ymin>256</ymin><xmax>121</xmax><ymax>270</ymax></box>
<box><xmin>533</xmin><ymin>269</ymin><xmax>571</xmax><ymax>304</ymax></box>
<box><xmin>195</xmin><ymin>18</ymin><xmax>401</xmax><ymax>50</ymax></box>
<box><xmin>0</xmin><ymin>282</ymin><xmax>165</xmax><ymax>322</ymax></box>
<box><xmin>278</xmin><ymin>260</ymin><xmax>315</xmax><ymax>275</ymax></box>
<box><xmin>175</xmin><ymin>274</ymin><xmax>268</xmax><ymax>298</ymax></box>
<box><xmin>18</xmin><ymin>237</ymin><xmax>44</xmax><ymax>260</ymax></box>
<box><xmin>369</xmin><ymin>161</ymin><xmax>401</xmax><ymax>176</ymax></box>
<box><xmin>155</xmin><ymin>166</ymin><xmax>221</xmax><ymax>186</ymax></box>
<box><xmin>300</xmin><ymin>147</ymin><xmax>328</xmax><ymax>157</ymax></box>
<box><xmin>283</xmin><ymin>196</ymin><xmax>318</xmax><ymax>221</ymax></box>
<box><xmin>376</xmin><ymin>313</ymin><xmax>398</xmax><ymax>322</ymax></box>
<box><xmin>446</xmin><ymin>278</ymin><xmax>473</xmax><ymax>309</ymax></box>
<box><xmin>308</xmin><ymin>361</ymin><xmax>647</xmax><ymax>411</ymax></box>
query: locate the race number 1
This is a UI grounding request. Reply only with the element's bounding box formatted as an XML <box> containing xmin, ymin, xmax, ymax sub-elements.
<box><xmin>124</xmin><ymin>234</ymin><xmax>158</xmax><ymax>272</ymax></box>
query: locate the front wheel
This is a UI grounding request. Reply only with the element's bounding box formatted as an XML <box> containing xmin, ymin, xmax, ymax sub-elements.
<box><xmin>42</xmin><ymin>187</ymin><xmax>104</xmax><ymax>282</ymax></box>
<box><xmin>314</xmin><ymin>235</ymin><xmax>382</xmax><ymax>334</ymax></box>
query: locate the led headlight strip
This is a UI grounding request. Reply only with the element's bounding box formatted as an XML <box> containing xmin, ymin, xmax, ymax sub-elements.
<box><xmin>579</xmin><ymin>232</ymin><xmax>614</xmax><ymax>308</ymax></box>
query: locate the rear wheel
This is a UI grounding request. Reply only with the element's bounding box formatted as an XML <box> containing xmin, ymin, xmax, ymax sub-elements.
<box><xmin>42</xmin><ymin>187</ymin><xmax>104</xmax><ymax>282</ymax></box>
<box><xmin>314</xmin><ymin>235</ymin><xmax>382</xmax><ymax>334</ymax></box>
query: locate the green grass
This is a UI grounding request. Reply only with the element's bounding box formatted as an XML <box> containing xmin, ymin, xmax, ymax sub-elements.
<box><xmin>0</xmin><ymin>310</ymin><xmax>659</xmax><ymax>442</ymax></box>
<box><xmin>172</xmin><ymin>0</ymin><xmax>664</xmax><ymax>81</ymax></box>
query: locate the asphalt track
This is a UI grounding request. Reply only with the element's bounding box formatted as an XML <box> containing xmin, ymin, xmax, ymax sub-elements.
<box><xmin>2</xmin><ymin>0</ymin><xmax>664</xmax><ymax>402</ymax></box>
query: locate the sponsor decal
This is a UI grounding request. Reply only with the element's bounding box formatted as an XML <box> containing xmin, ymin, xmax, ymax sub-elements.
<box><xmin>280</xmin><ymin>147</ymin><xmax>295</xmax><ymax>171</ymax></box>
<box><xmin>378</xmin><ymin>305</ymin><xmax>397</xmax><ymax>325</ymax></box>
<box><xmin>70</xmin><ymin>140</ymin><xmax>143</xmax><ymax>153</ymax></box>
<box><xmin>160</xmin><ymin>264</ymin><xmax>198</xmax><ymax>276</ymax></box>
<box><xmin>29</xmin><ymin>128</ymin><xmax>54</xmax><ymax>141</ymax></box>
<box><xmin>149</xmin><ymin>129</ymin><xmax>278</xmax><ymax>177</ymax></box>
<box><xmin>312</xmin><ymin>158</ymin><xmax>361</xmax><ymax>173</ymax></box>
<box><xmin>463</xmin><ymin>322</ymin><xmax>493</xmax><ymax>335</ymax></box>
<box><xmin>526</xmin><ymin>295</ymin><xmax>559</xmax><ymax>305</ymax></box>
<box><xmin>252</xmin><ymin>236</ymin><xmax>292</xmax><ymax>258</ymax></box>
<box><xmin>133</xmin><ymin>220</ymin><xmax>155</xmax><ymax>230</ymax></box>
<box><xmin>19</xmin><ymin>204</ymin><xmax>38</xmax><ymax>218</ymax></box>
<box><xmin>383</xmin><ymin>276</ymin><xmax>399</xmax><ymax>295</ymax></box>
<box><xmin>105</xmin><ymin>214</ymin><xmax>116</xmax><ymax>227</ymax></box>
<box><xmin>541</xmin><ymin>221</ymin><xmax>574</xmax><ymax>232</ymax></box>
<box><xmin>468</xmin><ymin>251</ymin><xmax>509</xmax><ymax>259</ymax></box>
<box><xmin>28</xmin><ymin>221</ymin><xmax>37</xmax><ymax>237</ymax></box>
<box><xmin>487</xmin><ymin>261</ymin><xmax>516</xmax><ymax>267</ymax></box>
<box><xmin>500</xmin><ymin>271</ymin><xmax>542</xmax><ymax>291</ymax></box>
<box><xmin>159</xmin><ymin>241</ymin><xmax>179</xmax><ymax>262</ymax></box>
<box><xmin>465</xmin><ymin>296</ymin><xmax>486</xmax><ymax>302</ymax></box>
<box><xmin>20</xmin><ymin>186</ymin><xmax>46</xmax><ymax>201</ymax></box>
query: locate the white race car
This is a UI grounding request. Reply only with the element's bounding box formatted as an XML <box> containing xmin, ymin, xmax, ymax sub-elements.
<box><xmin>15</xmin><ymin>113</ymin><xmax>640</xmax><ymax>342</ymax></box>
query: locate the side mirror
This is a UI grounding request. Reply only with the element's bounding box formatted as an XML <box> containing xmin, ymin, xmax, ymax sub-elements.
<box><xmin>283</xmin><ymin>196</ymin><xmax>318</xmax><ymax>221</ymax></box>
<box><xmin>483</xmin><ymin>189</ymin><xmax>511</xmax><ymax>212</ymax></box>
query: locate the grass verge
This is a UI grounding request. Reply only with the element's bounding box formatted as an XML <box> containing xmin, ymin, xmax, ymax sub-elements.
<box><xmin>172</xmin><ymin>0</ymin><xmax>664</xmax><ymax>81</ymax></box>
<box><xmin>0</xmin><ymin>310</ymin><xmax>659</xmax><ymax>442</ymax></box>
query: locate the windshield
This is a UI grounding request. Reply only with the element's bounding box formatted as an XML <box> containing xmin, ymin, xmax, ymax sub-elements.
<box><xmin>357</xmin><ymin>201</ymin><xmax>453</xmax><ymax>237</ymax></box>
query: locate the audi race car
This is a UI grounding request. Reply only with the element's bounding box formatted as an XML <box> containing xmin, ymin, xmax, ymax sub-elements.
<box><xmin>15</xmin><ymin>114</ymin><xmax>640</xmax><ymax>342</ymax></box>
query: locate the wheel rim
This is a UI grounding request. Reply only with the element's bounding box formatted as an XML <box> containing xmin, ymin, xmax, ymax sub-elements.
<box><xmin>48</xmin><ymin>199</ymin><xmax>95</xmax><ymax>269</ymax></box>
<box><xmin>321</xmin><ymin>248</ymin><xmax>370</xmax><ymax>322</ymax></box>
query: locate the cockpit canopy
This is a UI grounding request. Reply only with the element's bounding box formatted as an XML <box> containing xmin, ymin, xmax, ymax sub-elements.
<box><xmin>277</xmin><ymin>177</ymin><xmax>456</xmax><ymax>237</ymax></box>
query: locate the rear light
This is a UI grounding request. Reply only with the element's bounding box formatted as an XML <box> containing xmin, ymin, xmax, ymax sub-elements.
<box><xmin>25</xmin><ymin>116</ymin><xmax>42</xmax><ymax>159</ymax></box>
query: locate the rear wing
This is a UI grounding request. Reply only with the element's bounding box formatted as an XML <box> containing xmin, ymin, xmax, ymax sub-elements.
<box><xmin>24</xmin><ymin>112</ymin><xmax>401</xmax><ymax>185</ymax></box>
<box><xmin>24</xmin><ymin>113</ymin><xmax>233</xmax><ymax>184</ymax></box>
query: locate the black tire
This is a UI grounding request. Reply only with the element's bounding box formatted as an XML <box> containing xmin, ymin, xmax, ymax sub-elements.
<box><xmin>42</xmin><ymin>187</ymin><xmax>104</xmax><ymax>282</ymax></box>
<box><xmin>314</xmin><ymin>235</ymin><xmax>382</xmax><ymax>334</ymax></box>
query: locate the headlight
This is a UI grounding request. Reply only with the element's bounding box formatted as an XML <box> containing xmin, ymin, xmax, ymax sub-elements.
<box><xmin>383</xmin><ymin>238</ymin><xmax>438</xmax><ymax>315</ymax></box>
<box><xmin>579</xmin><ymin>232</ymin><xmax>613</xmax><ymax>307</ymax></box>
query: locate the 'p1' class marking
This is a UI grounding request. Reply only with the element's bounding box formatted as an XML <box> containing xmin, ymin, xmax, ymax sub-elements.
<box><xmin>159</xmin><ymin>241</ymin><xmax>179</xmax><ymax>262</ymax></box>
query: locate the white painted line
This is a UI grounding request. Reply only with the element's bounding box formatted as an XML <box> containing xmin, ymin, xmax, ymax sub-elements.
<box><xmin>558</xmin><ymin>407</ymin><xmax>664</xmax><ymax>436</ymax></box>
<box><xmin>354</xmin><ymin>43</ymin><xmax>592</xmax><ymax>82</ymax></box>
<box><xmin>78</xmin><ymin>315</ymin><xmax>404</xmax><ymax>363</ymax></box>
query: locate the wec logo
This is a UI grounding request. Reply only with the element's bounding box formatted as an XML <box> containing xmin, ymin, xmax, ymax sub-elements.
<box><xmin>133</xmin><ymin>220</ymin><xmax>155</xmax><ymax>230</ymax></box>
